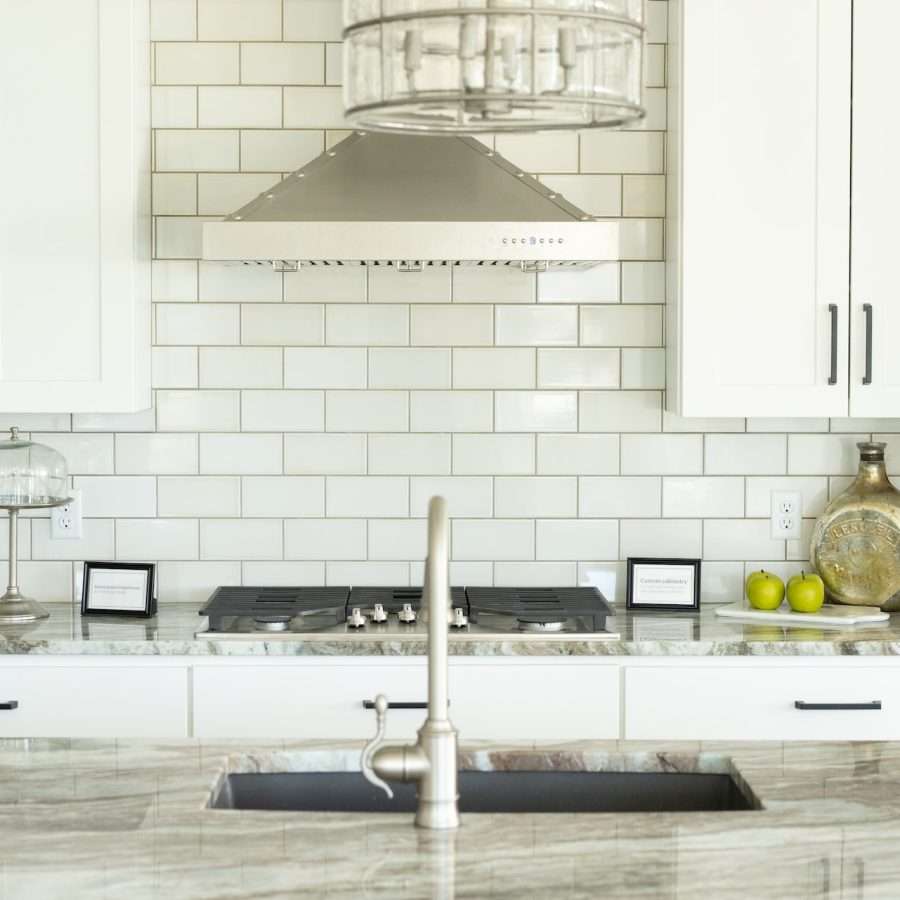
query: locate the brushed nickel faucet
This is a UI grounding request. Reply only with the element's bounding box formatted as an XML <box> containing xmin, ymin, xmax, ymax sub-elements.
<box><xmin>361</xmin><ymin>495</ymin><xmax>459</xmax><ymax>830</ymax></box>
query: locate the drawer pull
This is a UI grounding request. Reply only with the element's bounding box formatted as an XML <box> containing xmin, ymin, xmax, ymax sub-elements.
<box><xmin>794</xmin><ymin>700</ymin><xmax>881</xmax><ymax>711</ymax></box>
<box><xmin>0</xmin><ymin>701</ymin><xmax>18</xmax><ymax>711</ymax></box>
<box><xmin>363</xmin><ymin>700</ymin><xmax>428</xmax><ymax>710</ymax></box>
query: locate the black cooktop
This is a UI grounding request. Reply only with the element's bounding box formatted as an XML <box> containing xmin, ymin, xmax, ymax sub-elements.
<box><xmin>199</xmin><ymin>585</ymin><xmax>612</xmax><ymax>634</ymax></box>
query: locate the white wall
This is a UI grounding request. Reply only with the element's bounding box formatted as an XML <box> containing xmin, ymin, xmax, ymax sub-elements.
<box><xmin>12</xmin><ymin>0</ymin><xmax>892</xmax><ymax>606</ymax></box>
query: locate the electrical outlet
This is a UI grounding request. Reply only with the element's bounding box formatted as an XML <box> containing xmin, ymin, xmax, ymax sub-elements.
<box><xmin>50</xmin><ymin>489</ymin><xmax>82</xmax><ymax>540</ymax></box>
<box><xmin>770</xmin><ymin>490</ymin><xmax>802</xmax><ymax>541</ymax></box>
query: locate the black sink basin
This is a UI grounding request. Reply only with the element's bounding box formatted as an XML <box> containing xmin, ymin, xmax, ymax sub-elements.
<box><xmin>211</xmin><ymin>770</ymin><xmax>757</xmax><ymax>814</ymax></box>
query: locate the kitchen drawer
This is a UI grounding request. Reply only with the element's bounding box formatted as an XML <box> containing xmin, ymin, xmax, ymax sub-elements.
<box><xmin>625</xmin><ymin>666</ymin><xmax>899</xmax><ymax>741</ymax></box>
<box><xmin>193</xmin><ymin>661</ymin><xmax>620</xmax><ymax>740</ymax></box>
<box><xmin>0</xmin><ymin>664</ymin><xmax>188</xmax><ymax>737</ymax></box>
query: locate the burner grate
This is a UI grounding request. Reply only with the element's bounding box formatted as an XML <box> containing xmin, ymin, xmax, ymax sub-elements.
<box><xmin>465</xmin><ymin>586</ymin><xmax>610</xmax><ymax>616</ymax></box>
<box><xmin>200</xmin><ymin>586</ymin><xmax>351</xmax><ymax>620</ymax></box>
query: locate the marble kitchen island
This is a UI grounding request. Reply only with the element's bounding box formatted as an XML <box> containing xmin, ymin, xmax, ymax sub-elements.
<box><xmin>0</xmin><ymin>735</ymin><xmax>897</xmax><ymax>899</ymax></box>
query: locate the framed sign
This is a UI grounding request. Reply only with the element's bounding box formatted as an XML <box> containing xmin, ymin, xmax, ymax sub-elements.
<box><xmin>626</xmin><ymin>558</ymin><xmax>701</xmax><ymax>611</ymax></box>
<box><xmin>81</xmin><ymin>562</ymin><xmax>156</xmax><ymax>618</ymax></box>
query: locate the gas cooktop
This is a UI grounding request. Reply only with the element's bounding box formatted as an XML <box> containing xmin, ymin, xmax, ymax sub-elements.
<box><xmin>197</xmin><ymin>585</ymin><xmax>618</xmax><ymax>640</ymax></box>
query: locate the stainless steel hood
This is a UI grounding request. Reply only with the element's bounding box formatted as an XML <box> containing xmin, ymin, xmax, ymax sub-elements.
<box><xmin>202</xmin><ymin>132</ymin><xmax>617</xmax><ymax>271</ymax></box>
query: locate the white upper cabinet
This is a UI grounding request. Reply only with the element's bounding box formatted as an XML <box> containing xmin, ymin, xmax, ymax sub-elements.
<box><xmin>850</xmin><ymin>0</ymin><xmax>900</xmax><ymax>417</ymax></box>
<box><xmin>0</xmin><ymin>0</ymin><xmax>150</xmax><ymax>413</ymax></box>
<box><xmin>667</xmin><ymin>0</ymin><xmax>851</xmax><ymax>418</ymax></box>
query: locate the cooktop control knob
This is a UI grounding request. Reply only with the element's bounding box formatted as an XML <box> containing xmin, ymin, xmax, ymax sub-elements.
<box><xmin>347</xmin><ymin>607</ymin><xmax>367</xmax><ymax>628</ymax></box>
<box><xmin>450</xmin><ymin>607</ymin><xmax>469</xmax><ymax>628</ymax></box>
<box><xmin>371</xmin><ymin>603</ymin><xmax>388</xmax><ymax>624</ymax></box>
<box><xmin>398</xmin><ymin>602</ymin><xmax>417</xmax><ymax>624</ymax></box>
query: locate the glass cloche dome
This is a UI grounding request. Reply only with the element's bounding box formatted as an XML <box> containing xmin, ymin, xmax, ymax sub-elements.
<box><xmin>0</xmin><ymin>427</ymin><xmax>69</xmax><ymax>508</ymax></box>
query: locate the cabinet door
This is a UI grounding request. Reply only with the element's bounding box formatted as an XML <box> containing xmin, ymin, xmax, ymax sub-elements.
<box><xmin>850</xmin><ymin>0</ymin><xmax>900</xmax><ymax>417</ymax></box>
<box><xmin>0</xmin><ymin>1</ymin><xmax>150</xmax><ymax>413</ymax></box>
<box><xmin>668</xmin><ymin>0</ymin><xmax>851</xmax><ymax>417</ymax></box>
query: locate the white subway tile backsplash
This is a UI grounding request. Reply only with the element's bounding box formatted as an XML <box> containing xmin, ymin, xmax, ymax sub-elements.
<box><xmin>75</xmin><ymin>476</ymin><xmax>156</xmax><ymax>518</ymax></box>
<box><xmin>581</xmin><ymin>305</ymin><xmax>663</xmax><ymax>346</ymax></box>
<box><xmin>325</xmin><ymin>43</ymin><xmax>342</xmax><ymax>84</ymax></box>
<box><xmin>493</xmin><ymin>133</ymin><xmax>579</xmax><ymax>173</ymax></box>
<box><xmin>33</xmin><ymin>519</ymin><xmax>112</xmax><ymax>561</ymax></box>
<box><xmin>156</xmin><ymin>304</ymin><xmax>240</xmax><ymax>345</ymax></box>
<box><xmin>155</xmin><ymin>43</ymin><xmax>240</xmax><ymax>85</ymax></box>
<box><xmin>580</xmin><ymin>391</ymin><xmax>662</xmax><ymax>433</ymax></box>
<box><xmin>198</xmin><ymin>86</ymin><xmax>282</xmax><ymax>127</ymax></box>
<box><xmin>368</xmin><ymin>434</ymin><xmax>451</xmax><ymax>475</ymax></box>
<box><xmin>622</xmin><ymin>175</ymin><xmax>666</xmax><ymax>217</ymax></box>
<box><xmin>620</xmin><ymin>519</ymin><xmax>702</xmax><ymax>559</ymax></box>
<box><xmin>451</xmin><ymin>349</ymin><xmax>535</xmax><ymax>389</ymax></box>
<box><xmin>621</xmin><ymin>261</ymin><xmax>666</xmax><ymax>303</ymax></box>
<box><xmin>452</xmin><ymin>268</ymin><xmax>535</xmax><ymax>304</ymax></box>
<box><xmin>539</xmin><ymin>176</ymin><xmax>621</xmax><ymax>218</ymax></box>
<box><xmin>494</xmin><ymin>562</ymin><xmax>576</xmax><ymax>587</ymax></box>
<box><xmin>151</xmin><ymin>0</ymin><xmax>197</xmax><ymax>40</ymax></box>
<box><xmin>116</xmin><ymin>434</ymin><xmax>199</xmax><ymax>475</ymax></box>
<box><xmin>153</xmin><ymin>347</ymin><xmax>199</xmax><ymax>388</ymax></box>
<box><xmin>198</xmin><ymin>0</ymin><xmax>280</xmax><ymax>39</ymax></box>
<box><xmin>788</xmin><ymin>434</ymin><xmax>867</xmax><ymax>476</ymax></box>
<box><xmin>284</xmin><ymin>0</ymin><xmax>343</xmax><ymax>40</ymax></box>
<box><xmin>326</xmin><ymin>305</ymin><xmax>408</xmax><ymax>346</ymax></box>
<box><xmin>73</xmin><ymin>409</ymin><xmax>156</xmax><ymax>433</ymax></box>
<box><xmin>200</xmin><ymin>519</ymin><xmax>282</xmax><ymax>560</ymax></box>
<box><xmin>662</xmin><ymin>477</ymin><xmax>744</xmax><ymax>518</ymax></box>
<box><xmin>285</xmin><ymin>348</ymin><xmax>365</xmax><ymax>389</ymax></box>
<box><xmin>580</xmin><ymin>132</ymin><xmax>664</xmax><ymax>174</ymax></box>
<box><xmin>410</xmin><ymin>391</ymin><xmax>492</xmax><ymax>433</ymax></box>
<box><xmin>153</xmin><ymin>173</ymin><xmax>197</xmax><ymax>215</ymax></box>
<box><xmin>452</xmin><ymin>435</ymin><xmax>535</xmax><ymax>475</ymax></box>
<box><xmin>284</xmin><ymin>265</ymin><xmax>366</xmax><ymax>302</ymax></box>
<box><xmin>242</xmin><ymin>560</ymin><xmax>326</xmax><ymax>585</ymax></box>
<box><xmin>34</xmin><ymin>434</ymin><xmax>114</xmax><ymax>475</ymax></box>
<box><xmin>152</xmin><ymin>86</ymin><xmax>198</xmax><ymax>128</ymax></box>
<box><xmin>704</xmin><ymin>520</ymin><xmax>785</xmax><ymax>562</ymax></box>
<box><xmin>242</xmin><ymin>391</ymin><xmax>325</xmax><ymax>431</ymax></box>
<box><xmin>200</xmin><ymin>348</ymin><xmax>283</xmax><ymax>388</ymax></box>
<box><xmin>496</xmin><ymin>306</ymin><xmax>577</xmax><ymax>346</ymax></box>
<box><xmin>247</xmin><ymin>307</ymin><xmax>325</xmax><ymax>347</ymax></box>
<box><xmin>537</xmin><ymin>434</ymin><xmax>618</xmax><ymax>475</ymax></box>
<box><xmin>579</xmin><ymin>477</ymin><xmax>661</xmax><ymax>518</ymax></box>
<box><xmin>285</xmin><ymin>519</ymin><xmax>366</xmax><ymax>559</ymax></box>
<box><xmin>197</xmin><ymin>174</ymin><xmax>282</xmax><ymax>217</ymax></box>
<box><xmin>494</xmin><ymin>477</ymin><xmax>577</xmax><ymax>518</ymax></box>
<box><xmin>368</xmin><ymin>520</ymin><xmax>428</xmax><ymax>560</ymax></box>
<box><xmin>747</xmin><ymin>418</ymin><xmax>829</xmax><ymax>433</ymax></box>
<box><xmin>621</xmin><ymin>434</ymin><xmax>703</xmax><ymax>475</ymax></box>
<box><xmin>242</xmin><ymin>476</ymin><xmax>325</xmax><ymax>517</ymax></box>
<box><xmin>452</xmin><ymin>520</ymin><xmax>534</xmax><ymax>561</ymax></box>
<box><xmin>199</xmin><ymin>433</ymin><xmax>283</xmax><ymax>473</ymax></box>
<box><xmin>284</xmin><ymin>433</ymin><xmax>366</xmax><ymax>474</ymax></box>
<box><xmin>411</xmin><ymin>306</ymin><xmax>493</xmax><ymax>346</ymax></box>
<box><xmin>117</xmin><ymin>519</ymin><xmax>199</xmax><ymax>561</ymax></box>
<box><xmin>159</xmin><ymin>477</ymin><xmax>241</xmax><ymax>517</ymax></box>
<box><xmin>152</xmin><ymin>260</ymin><xmax>198</xmax><ymax>302</ymax></box>
<box><xmin>369</xmin><ymin>349</ymin><xmax>451</xmax><ymax>390</ymax></box>
<box><xmin>745</xmin><ymin>476</ymin><xmax>828</xmax><ymax>518</ymax></box>
<box><xmin>283</xmin><ymin>87</ymin><xmax>347</xmax><ymax>128</ymax></box>
<box><xmin>621</xmin><ymin>348</ymin><xmax>665</xmax><ymax>389</ymax></box>
<box><xmin>495</xmin><ymin>392</ymin><xmax>577</xmax><ymax>432</ymax></box>
<box><xmin>240</xmin><ymin>130</ymin><xmax>324</xmax><ymax>172</ymax></box>
<box><xmin>662</xmin><ymin>411</ymin><xmax>744</xmax><ymax>433</ymax></box>
<box><xmin>326</xmin><ymin>477</ymin><xmax>409</xmax><ymax>517</ymax></box>
<box><xmin>536</xmin><ymin>264</ymin><xmax>619</xmax><ymax>304</ymax></box>
<box><xmin>369</xmin><ymin>267</ymin><xmax>451</xmax><ymax>304</ymax></box>
<box><xmin>327</xmin><ymin>391</ymin><xmax>408</xmax><ymax>432</ymax></box>
<box><xmin>536</xmin><ymin>520</ymin><xmax>618</xmax><ymax>561</ymax></box>
<box><xmin>157</xmin><ymin>390</ymin><xmax>241</xmax><ymax>432</ymax></box>
<box><xmin>705</xmin><ymin>434</ymin><xmax>786</xmax><ymax>475</ymax></box>
<box><xmin>157</xmin><ymin>561</ymin><xmax>241</xmax><ymax>603</ymax></box>
<box><xmin>326</xmin><ymin>561</ymin><xmax>411</xmax><ymax>586</ymax></box>
<box><xmin>241</xmin><ymin>43</ymin><xmax>324</xmax><ymax>84</ymax></box>
<box><xmin>538</xmin><ymin>349</ymin><xmax>619</xmax><ymax>389</ymax></box>
<box><xmin>410</xmin><ymin>477</ymin><xmax>493</xmax><ymax>517</ymax></box>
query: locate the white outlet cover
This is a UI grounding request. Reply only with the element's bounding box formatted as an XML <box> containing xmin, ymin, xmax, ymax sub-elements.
<box><xmin>770</xmin><ymin>490</ymin><xmax>802</xmax><ymax>541</ymax></box>
<box><xmin>50</xmin><ymin>488</ymin><xmax>83</xmax><ymax>540</ymax></box>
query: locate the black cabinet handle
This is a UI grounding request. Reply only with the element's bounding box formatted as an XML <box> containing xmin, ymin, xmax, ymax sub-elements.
<box><xmin>363</xmin><ymin>700</ymin><xmax>428</xmax><ymax>710</ymax></box>
<box><xmin>0</xmin><ymin>701</ymin><xmax>18</xmax><ymax>711</ymax></box>
<box><xmin>828</xmin><ymin>304</ymin><xmax>838</xmax><ymax>385</ymax></box>
<box><xmin>863</xmin><ymin>303</ymin><xmax>873</xmax><ymax>385</ymax></box>
<box><xmin>795</xmin><ymin>700</ymin><xmax>881</xmax><ymax>711</ymax></box>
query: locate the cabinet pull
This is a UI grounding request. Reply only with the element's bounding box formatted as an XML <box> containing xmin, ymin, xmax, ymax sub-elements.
<box><xmin>863</xmin><ymin>303</ymin><xmax>873</xmax><ymax>385</ymax></box>
<box><xmin>0</xmin><ymin>701</ymin><xmax>18</xmax><ymax>711</ymax></box>
<box><xmin>363</xmin><ymin>700</ymin><xmax>428</xmax><ymax>710</ymax></box>
<box><xmin>794</xmin><ymin>700</ymin><xmax>881</xmax><ymax>711</ymax></box>
<box><xmin>828</xmin><ymin>303</ymin><xmax>838</xmax><ymax>385</ymax></box>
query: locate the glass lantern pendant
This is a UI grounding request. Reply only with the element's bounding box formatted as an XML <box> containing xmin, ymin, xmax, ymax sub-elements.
<box><xmin>342</xmin><ymin>0</ymin><xmax>646</xmax><ymax>133</ymax></box>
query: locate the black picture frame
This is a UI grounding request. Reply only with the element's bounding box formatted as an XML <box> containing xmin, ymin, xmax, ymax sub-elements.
<box><xmin>81</xmin><ymin>561</ymin><xmax>157</xmax><ymax>618</ymax></box>
<box><xmin>626</xmin><ymin>557</ymin><xmax>701</xmax><ymax>611</ymax></box>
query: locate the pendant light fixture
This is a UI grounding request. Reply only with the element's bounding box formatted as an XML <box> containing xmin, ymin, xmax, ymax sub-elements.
<box><xmin>342</xmin><ymin>0</ymin><xmax>645</xmax><ymax>133</ymax></box>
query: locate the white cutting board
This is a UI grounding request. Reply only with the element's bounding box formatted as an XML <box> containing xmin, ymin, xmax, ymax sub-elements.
<box><xmin>715</xmin><ymin>602</ymin><xmax>890</xmax><ymax>626</ymax></box>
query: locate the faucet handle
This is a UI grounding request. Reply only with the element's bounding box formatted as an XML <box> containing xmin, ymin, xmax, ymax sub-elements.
<box><xmin>361</xmin><ymin>693</ymin><xmax>394</xmax><ymax>799</ymax></box>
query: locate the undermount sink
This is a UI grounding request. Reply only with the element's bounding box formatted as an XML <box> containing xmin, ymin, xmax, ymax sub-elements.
<box><xmin>210</xmin><ymin>770</ymin><xmax>758</xmax><ymax>814</ymax></box>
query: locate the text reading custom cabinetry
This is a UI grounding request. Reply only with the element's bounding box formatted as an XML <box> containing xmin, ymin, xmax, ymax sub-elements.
<box><xmin>0</xmin><ymin>1</ymin><xmax>150</xmax><ymax>412</ymax></box>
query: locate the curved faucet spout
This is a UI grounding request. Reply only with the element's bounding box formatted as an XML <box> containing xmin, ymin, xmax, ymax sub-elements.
<box><xmin>425</xmin><ymin>495</ymin><xmax>450</xmax><ymax>725</ymax></box>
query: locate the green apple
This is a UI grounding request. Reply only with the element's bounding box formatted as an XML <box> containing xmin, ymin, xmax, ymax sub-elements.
<box><xmin>745</xmin><ymin>571</ymin><xmax>785</xmax><ymax>610</ymax></box>
<box><xmin>786</xmin><ymin>571</ymin><xmax>825</xmax><ymax>614</ymax></box>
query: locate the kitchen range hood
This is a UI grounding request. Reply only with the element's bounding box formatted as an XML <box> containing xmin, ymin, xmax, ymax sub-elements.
<box><xmin>202</xmin><ymin>132</ymin><xmax>617</xmax><ymax>271</ymax></box>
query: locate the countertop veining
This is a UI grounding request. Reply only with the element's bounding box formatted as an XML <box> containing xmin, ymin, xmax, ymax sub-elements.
<box><xmin>1</xmin><ymin>735</ymin><xmax>899</xmax><ymax>898</ymax></box>
<box><xmin>1</xmin><ymin>602</ymin><xmax>900</xmax><ymax>656</ymax></box>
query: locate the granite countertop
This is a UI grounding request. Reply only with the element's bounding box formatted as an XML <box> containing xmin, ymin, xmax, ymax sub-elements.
<box><xmin>3</xmin><ymin>602</ymin><xmax>900</xmax><ymax>656</ymax></box>
<box><xmin>1</xmin><ymin>735</ymin><xmax>898</xmax><ymax>898</ymax></box>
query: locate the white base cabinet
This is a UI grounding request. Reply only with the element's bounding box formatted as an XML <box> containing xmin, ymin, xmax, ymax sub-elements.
<box><xmin>2</xmin><ymin>656</ymin><xmax>900</xmax><ymax>742</ymax></box>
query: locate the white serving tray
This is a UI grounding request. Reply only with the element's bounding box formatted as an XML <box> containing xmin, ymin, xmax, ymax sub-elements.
<box><xmin>715</xmin><ymin>602</ymin><xmax>890</xmax><ymax>627</ymax></box>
